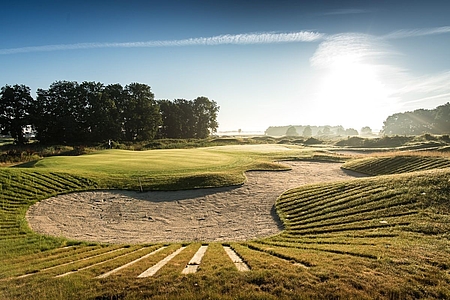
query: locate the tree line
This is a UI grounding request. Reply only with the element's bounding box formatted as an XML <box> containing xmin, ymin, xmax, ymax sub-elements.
<box><xmin>382</xmin><ymin>103</ymin><xmax>449</xmax><ymax>135</ymax></box>
<box><xmin>265</xmin><ymin>125</ymin><xmax>361</xmax><ymax>137</ymax></box>
<box><xmin>0</xmin><ymin>82</ymin><xmax>219</xmax><ymax>144</ymax></box>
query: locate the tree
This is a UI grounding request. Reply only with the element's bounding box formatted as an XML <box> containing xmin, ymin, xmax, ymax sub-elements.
<box><xmin>322</xmin><ymin>126</ymin><xmax>331</xmax><ymax>136</ymax></box>
<box><xmin>159</xmin><ymin>97</ymin><xmax>219</xmax><ymax>139</ymax></box>
<box><xmin>158</xmin><ymin>100</ymin><xmax>181</xmax><ymax>138</ymax></box>
<box><xmin>302</xmin><ymin>125</ymin><xmax>312</xmax><ymax>137</ymax></box>
<box><xmin>193</xmin><ymin>96</ymin><xmax>219</xmax><ymax>138</ymax></box>
<box><xmin>101</xmin><ymin>83</ymin><xmax>125</xmax><ymax>140</ymax></box>
<box><xmin>360</xmin><ymin>126</ymin><xmax>373</xmax><ymax>136</ymax></box>
<box><xmin>33</xmin><ymin>81</ymin><xmax>91</xmax><ymax>144</ymax></box>
<box><xmin>434</xmin><ymin>102</ymin><xmax>450</xmax><ymax>133</ymax></box>
<box><xmin>0</xmin><ymin>84</ymin><xmax>34</xmax><ymax>144</ymax></box>
<box><xmin>286</xmin><ymin>126</ymin><xmax>298</xmax><ymax>136</ymax></box>
<box><xmin>345</xmin><ymin>128</ymin><xmax>359</xmax><ymax>136</ymax></box>
<box><xmin>175</xmin><ymin>99</ymin><xmax>196</xmax><ymax>138</ymax></box>
<box><xmin>335</xmin><ymin>125</ymin><xmax>346</xmax><ymax>136</ymax></box>
<box><xmin>382</xmin><ymin>104</ymin><xmax>450</xmax><ymax>136</ymax></box>
<box><xmin>122</xmin><ymin>83</ymin><xmax>161</xmax><ymax>141</ymax></box>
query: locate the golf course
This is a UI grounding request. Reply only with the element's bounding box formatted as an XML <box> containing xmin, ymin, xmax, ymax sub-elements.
<box><xmin>1</xmin><ymin>143</ymin><xmax>450</xmax><ymax>299</ymax></box>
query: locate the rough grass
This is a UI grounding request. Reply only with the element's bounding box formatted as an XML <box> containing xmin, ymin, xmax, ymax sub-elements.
<box><xmin>342</xmin><ymin>152</ymin><xmax>450</xmax><ymax>175</ymax></box>
<box><xmin>1</xmin><ymin>146</ymin><xmax>450</xmax><ymax>299</ymax></box>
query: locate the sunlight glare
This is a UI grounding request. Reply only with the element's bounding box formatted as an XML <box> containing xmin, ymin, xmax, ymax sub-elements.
<box><xmin>312</xmin><ymin>54</ymin><xmax>393</xmax><ymax>128</ymax></box>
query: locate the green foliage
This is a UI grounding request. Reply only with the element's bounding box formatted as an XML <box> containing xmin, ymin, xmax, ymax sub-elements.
<box><xmin>159</xmin><ymin>97</ymin><xmax>219</xmax><ymax>139</ymax></box>
<box><xmin>383</xmin><ymin>102</ymin><xmax>450</xmax><ymax>135</ymax></box>
<box><xmin>33</xmin><ymin>81</ymin><xmax>162</xmax><ymax>144</ymax></box>
<box><xmin>0</xmin><ymin>84</ymin><xmax>34</xmax><ymax>145</ymax></box>
<box><xmin>2</xmin><ymin>81</ymin><xmax>221</xmax><ymax>146</ymax></box>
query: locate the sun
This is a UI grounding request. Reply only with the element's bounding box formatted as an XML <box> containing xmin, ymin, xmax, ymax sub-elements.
<box><xmin>312</xmin><ymin>55</ymin><xmax>392</xmax><ymax>128</ymax></box>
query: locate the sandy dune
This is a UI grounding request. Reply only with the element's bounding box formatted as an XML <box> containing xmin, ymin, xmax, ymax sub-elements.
<box><xmin>26</xmin><ymin>161</ymin><xmax>367</xmax><ymax>244</ymax></box>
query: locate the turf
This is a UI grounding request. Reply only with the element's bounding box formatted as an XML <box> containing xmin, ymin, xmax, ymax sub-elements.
<box><xmin>16</xmin><ymin>145</ymin><xmax>306</xmax><ymax>190</ymax></box>
<box><xmin>1</xmin><ymin>146</ymin><xmax>449</xmax><ymax>299</ymax></box>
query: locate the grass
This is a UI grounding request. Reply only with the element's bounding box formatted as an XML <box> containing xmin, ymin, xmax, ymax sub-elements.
<box><xmin>342</xmin><ymin>152</ymin><xmax>450</xmax><ymax>175</ymax></box>
<box><xmin>1</xmin><ymin>146</ymin><xmax>449</xmax><ymax>299</ymax></box>
<box><xmin>13</xmin><ymin>145</ymin><xmax>306</xmax><ymax>190</ymax></box>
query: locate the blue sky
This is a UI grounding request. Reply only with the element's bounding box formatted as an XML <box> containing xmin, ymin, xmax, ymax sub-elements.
<box><xmin>1</xmin><ymin>0</ymin><xmax>450</xmax><ymax>133</ymax></box>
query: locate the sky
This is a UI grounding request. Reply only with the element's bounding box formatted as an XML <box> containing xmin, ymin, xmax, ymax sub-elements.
<box><xmin>1</xmin><ymin>0</ymin><xmax>450</xmax><ymax>133</ymax></box>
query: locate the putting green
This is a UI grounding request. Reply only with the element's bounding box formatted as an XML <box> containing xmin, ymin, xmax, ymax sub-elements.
<box><xmin>30</xmin><ymin>144</ymin><xmax>300</xmax><ymax>176</ymax></box>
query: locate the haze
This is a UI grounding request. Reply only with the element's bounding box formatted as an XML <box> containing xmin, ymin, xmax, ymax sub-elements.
<box><xmin>1</xmin><ymin>0</ymin><xmax>449</xmax><ymax>133</ymax></box>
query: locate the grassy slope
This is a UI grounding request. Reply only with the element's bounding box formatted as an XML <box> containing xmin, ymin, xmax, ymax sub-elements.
<box><xmin>341</xmin><ymin>153</ymin><xmax>450</xmax><ymax>175</ymax></box>
<box><xmin>1</xmin><ymin>147</ymin><xmax>449</xmax><ymax>299</ymax></box>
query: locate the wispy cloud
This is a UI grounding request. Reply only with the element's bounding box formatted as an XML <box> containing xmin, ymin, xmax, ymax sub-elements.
<box><xmin>310</xmin><ymin>33</ymin><xmax>389</xmax><ymax>68</ymax></box>
<box><xmin>383</xmin><ymin>26</ymin><xmax>450</xmax><ymax>39</ymax></box>
<box><xmin>0</xmin><ymin>31</ymin><xmax>325</xmax><ymax>55</ymax></box>
<box><xmin>322</xmin><ymin>8</ymin><xmax>371</xmax><ymax>16</ymax></box>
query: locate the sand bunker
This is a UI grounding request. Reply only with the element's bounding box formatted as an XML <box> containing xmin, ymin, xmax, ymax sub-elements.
<box><xmin>26</xmin><ymin>161</ymin><xmax>367</xmax><ymax>244</ymax></box>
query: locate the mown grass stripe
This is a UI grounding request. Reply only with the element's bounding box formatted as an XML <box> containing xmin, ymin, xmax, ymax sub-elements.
<box><xmin>288</xmin><ymin>211</ymin><xmax>418</xmax><ymax>232</ymax></box>
<box><xmin>281</xmin><ymin>187</ymin><xmax>389</xmax><ymax>221</ymax></box>
<box><xmin>137</xmin><ymin>246</ymin><xmax>187</xmax><ymax>278</ymax></box>
<box><xmin>96</xmin><ymin>246</ymin><xmax>166</xmax><ymax>278</ymax></box>
<box><xmin>287</xmin><ymin>201</ymin><xmax>418</xmax><ymax>228</ymax></box>
<box><xmin>278</xmin><ymin>184</ymin><xmax>369</xmax><ymax>211</ymax></box>
<box><xmin>56</xmin><ymin>246</ymin><xmax>147</xmax><ymax>278</ymax></box>
<box><xmin>285</xmin><ymin>194</ymin><xmax>415</xmax><ymax>226</ymax></box>
<box><xmin>15</xmin><ymin>246</ymin><xmax>124</xmax><ymax>278</ymax></box>
<box><xmin>254</xmin><ymin>240</ymin><xmax>379</xmax><ymax>260</ymax></box>
<box><xmin>245</xmin><ymin>243</ymin><xmax>312</xmax><ymax>268</ymax></box>
<box><xmin>287</xmin><ymin>222</ymin><xmax>411</xmax><ymax>236</ymax></box>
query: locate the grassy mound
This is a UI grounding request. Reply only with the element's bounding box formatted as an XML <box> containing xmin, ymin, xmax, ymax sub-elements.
<box><xmin>342</xmin><ymin>153</ymin><xmax>450</xmax><ymax>175</ymax></box>
<box><xmin>262</xmin><ymin>168</ymin><xmax>450</xmax><ymax>298</ymax></box>
<box><xmin>276</xmin><ymin>169</ymin><xmax>450</xmax><ymax>238</ymax></box>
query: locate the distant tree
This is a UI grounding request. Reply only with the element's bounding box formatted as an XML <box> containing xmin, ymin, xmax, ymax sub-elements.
<box><xmin>322</xmin><ymin>126</ymin><xmax>331</xmax><ymax>135</ymax></box>
<box><xmin>345</xmin><ymin>128</ymin><xmax>359</xmax><ymax>136</ymax></box>
<box><xmin>0</xmin><ymin>84</ymin><xmax>33</xmax><ymax>144</ymax></box>
<box><xmin>382</xmin><ymin>103</ymin><xmax>450</xmax><ymax>135</ymax></box>
<box><xmin>335</xmin><ymin>125</ymin><xmax>346</xmax><ymax>136</ymax></box>
<box><xmin>360</xmin><ymin>126</ymin><xmax>373</xmax><ymax>136</ymax></box>
<box><xmin>265</xmin><ymin>126</ymin><xmax>290</xmax><ymax>136</ymax></box>
<box><xmin>302</xmin><ymin>125</ymin><xmax>312</xmax><ymax>137</ymax></box>
<box><xmin>434</xmin><ymin>102</ymin><xmax>450</xmax><ymax>133</ymax></box>
<box><xmin>286</xmin><ymin>126</ymin><xmax>298</xmax><ymax>136</ymax></box>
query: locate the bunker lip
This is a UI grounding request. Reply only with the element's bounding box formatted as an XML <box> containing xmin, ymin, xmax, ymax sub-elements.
<box><xmin>26</xmin><ymin>161</ymin><xmax>368</xmax><ymax>244</ymax></box>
